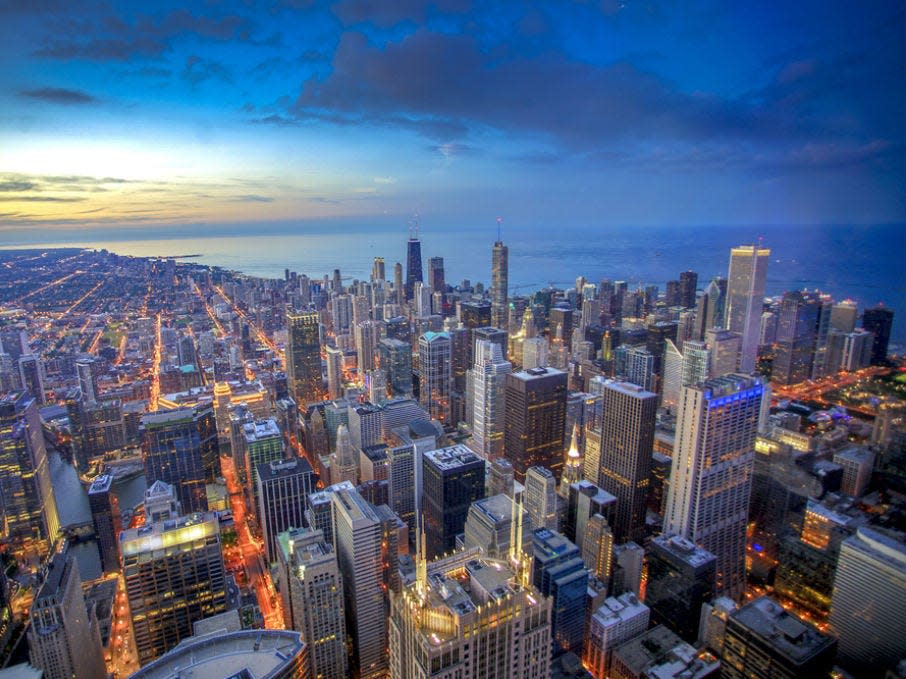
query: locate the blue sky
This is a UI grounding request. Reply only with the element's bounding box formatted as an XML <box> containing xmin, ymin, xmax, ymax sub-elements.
<box><xmin>0</xmin><ymin>0</ymin><xmax>903</xmax><ymax>232</ymax></box>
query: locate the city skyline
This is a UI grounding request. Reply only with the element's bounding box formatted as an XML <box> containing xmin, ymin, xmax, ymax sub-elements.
<box><xmin>1</xmin><ymin>1</ymin><xmax>904</xmax><ymax>232</ymax></box>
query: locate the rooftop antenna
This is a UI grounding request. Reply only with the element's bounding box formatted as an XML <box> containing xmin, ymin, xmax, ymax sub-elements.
<box><xmin>496</xmin><ymin>216</ymin><xmax>503</xmax><ymax>242</ymax></box>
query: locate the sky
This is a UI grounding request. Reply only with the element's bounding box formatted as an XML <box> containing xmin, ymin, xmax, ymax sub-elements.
<box><xmin>0</xmin><ymin>0</ymin><xmax>904</xmax><ymax>235</ymax></box>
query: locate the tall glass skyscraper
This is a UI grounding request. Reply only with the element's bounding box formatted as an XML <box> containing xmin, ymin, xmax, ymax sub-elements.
<box><xmin>286</xmin><ymin>309</ymin><xmax>324</xmax><ymax>405</ymax></box>
<box><xmin>491</xmin><ymin>239</ymin><xmax>509</xmax><ymax>329</ymax></box>
<box><xmin>405</xmin><ymin>232</ymin><xmax>423</xmax><ymax>301</ymax></box>
<box><xmin>725</xmin><ymin>245</ymin><xmax>770</xmax><ymax>373</ymax></box>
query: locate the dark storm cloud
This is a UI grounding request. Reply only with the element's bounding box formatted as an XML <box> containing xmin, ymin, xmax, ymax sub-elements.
<box><xmin>19</xmin><ymin>87</ymin><xmax>98</xmax><ymax>104</ymax></box>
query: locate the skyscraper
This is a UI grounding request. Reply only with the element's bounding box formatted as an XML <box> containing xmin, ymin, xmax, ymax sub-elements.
<box><xmin>243</xmin><ymin>418</ymin><xmax>285</xmax><ymax>517</ymax></box>
<box><xmin>405</xmin><ymin>230</ymin><xmax>423</xmax><ymax>301</ymax></box>
<box><xmin>585</xmin><ymin>593</ymin><xmax>650</xmax><ymax>679</ymax></box>
<box><xmin>286</xmin><ymin>309</ymin><xmax>325</xmax><ymax>405</ymax></box>
<box><xmin>389</xmin><ymin>550</ymin><xmax>551</xmax><ymax>679</ymax></box>
<box><xmin>87</xmin><ymin>474</ymin><xmax>120</xmax><ymax>574</ymax></box>
<box><xmin>428</xmin><ymin>255</ymin><xmax>445</xmax><ymax>293</ymax></box>
<box><xmin>275</xmin><ymin>528</ymin><xmax>347</xmax><ymax>678</ymax></box>
<box><xmin>257</xmin><ymin>457</ymin><xmax>315</xmax><ymax>564</ymax></box>
<box><xmin>725</xmin><ymin>245</ymin><xmax>770</xmax><ymax>373</ymax></box>
<box><xmin>664</xmin><ymin>375</ymin><xmax>764</xmax><ymax>599</ymax></box>
<box><xmin>0</xmin><ymin>392</ymin><xmax>58</xmax><ymax>557</ymax></box>
<box><xmin>418</xmin><ymin>331</ymin><xmax>452</xmax><ymax>424</ymax></box>
<box><xmin>371</xmin><ymin>256</ymin><xmax>385</xmax><ymax>282</ymax></box>
<box><xmin>504</xmin><ymin>367</ymin><xmax>568</xmax><ymax>481</ymax></box>
<box><xmin>594</xmin><ymin>379</ymin><xmax>657</xmax><ymax>543</ymax></box>
<box><xmin>491</xmin><ymin>238</ymin><xmax>509</xmax><ymax>329</ymax></box>
<box><xmin>524</xmin><ymin>466</ymin><xmax>559</xmax><ymax>532</ymax></box>
<box><xmin>862</xmin><ymin>305</ymin><xmax>894</xmax><ymax>365</ymax></box>
<box><xmin>829</xmin><ymin>526</ymin><xmax>906</xmax><ymax>675</ymax></box>
<box><xmin>645</xmin><ymin>535</ymin><xmax>716</xmax><ymax>643</ymax></box>
<box><xmin>17</xmin><ymin>355</ymin><xmax>45</xmax><ymax>405</ymax></box>
<box><xmin>532</xmin><ymin>528</ymin><xmax>589</xmax><ymax>655</ymax></box>
<box><xmin>329</xmin><ymin>424</ymin><xmax>358</xmax><ymax>486</ymax></box>
<box><xmin>773</xmin><ymin>290</ymin><xmax>820</xmax><ymax>384</ymax></box>
<box><xmin>678</xmin><ymin>270</ymin><xmax>698</xmax><ymax>309</ymax></box>
<box><xmin>121</xmin><ymin>512</ymin><xmax>227</xmax><ymax>665</ymax></box>
<box><xmin>467</xmin><ymin>339</ymin><xmax>512</xmax><ymax>460</ymax></box>
<box><xmin>331</xmin><ymin>486</ymin><xmax>388</xmax><ymax>679</ymax></box>
<box><xmin>378</xmin><ymin>337</ymin><xmax>413</xmax><ymax>397</ymax></box>
<box><xmin>27</xmin><ymin>553</ymin><xmax>106</xmax><ymax>679</ymax></box>
<box><xmin>140</xmin><ymin>405</ymin><xmax>219</xmax><ymax>514</ymax></box>
<box><xmin>422</xmin><ymin>445</ymin><xmax>485</xmax><ymax>558</ymax></box>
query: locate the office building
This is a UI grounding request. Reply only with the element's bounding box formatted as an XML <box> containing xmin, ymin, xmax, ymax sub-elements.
<box><xmin>773</xmin><ymin>291</ymin><xmax>820</xmax><ymax>385</ymax></box>
<box><xmin>17</xmin><ymin>355</ymin><xmax>45</xmax><ymax>405</ymax></box>
<box><xmin>286</xmin><ymin>310</ymin><xmax>325</xmax><ymax>405</ymax></box>
<box><xmin>722</xmin><ymin>596</ymin><xmax>836</xmax><ymax>679</ymax></box>
<box><xmin>257</xmin><ymin>457</ymin><xmax>315</xmax><ymax>564</ymax></box>
<box><xmin>504</xmin><ymin>367</ymin><xmax>568</xmax><ymax>481</ymax></box>
<box><xmin>378</xmin><ymin>338</ymin><xmax>413</xmax><ymax>398</ymax></box>
<box><xmin>389</xmin><ymin>550</ymin><xmax>551</xmax><ymax>679</ymax></box>
<box><xmin>664</xmin><ymin>375</ymin><xmax>763</xmax><ymax>599</ymax></box>
<box><xmin>645</xmin><ymin>535</ymin><xmax>716</xmax><ymax>643</ymax></box>
<box><xmin>705</xmin><ymin>328</ymin><xmax>741</xmax><ymax>377</ymax></box>
<box><xmin>0</xmin><ymin>392</ymin><xmax>58</xmax><ymax>557</ymax></box>
<box><xmin>423</xmin><ymin>445</ymin><xmax>485</xmax><ymax>558</ymax></box>
<box><xmin>325</xmin><ymin>345</ymin><xmax>343</xmax><ymax>400</ymax></box>
<box><xmin>386</xmin><ymin>442</ymin><xmax>416</xmax><ymax>536</ymax></box>
<box><xmin>467</xmin><ymin>339</ymin><xmax>512</xmax><ymax>460</ymax></box>
<box><xmin>613</xmin><ymin>345</ymin><xmax>656</xmax><ymax>392</ymax></box>
<box><xmin>491</xmin><ymin>239</ymin><xmax>509</xmax><ymax>329</ymax></box>
<box><xmin>594</xmin><ymin>380</ymin><xmax>657</xmax><ymax>543</ymax></box>
<box><xmin>243</xmin><ymin>418</ymin><xmax>285</xmax><ymax>517</ymax></box>
<box><xmin>462</xmin><ymin>493</ymin><xmax>531</xmax><ymax>560</ymax></box>
<box><xmin>532</xmin><ymin>528</ymin><xmax>589</xmax><ymax>655</ymax></box>
<box><xmin>27</xmin><ymin>553</ymin><xmax>105</xmax><ymax>679</ymax></box>
<box><xmin>861</xmin><ymin>305</ymin><xmax>894</xmax><ymax>364</ymax></box>
<box><xmin>121</xmin><ymin>512</ymin><xmax>227</xmax><ymax>665</ymax></box>
<box><xmin>87</xmin><ymin>474</ymin><xmax>120</xmax><ymax>574</ymax></box>
<box><xmin>418</xmin><ymin>331</ymin><xmax>452</xmax><ymax>424</ymax></box>
<box><xmin>725</xmin><ymin>245</ymin><xmax>770</xmax><ymax>373</ymax></box>
<box><xmin>833</xmin><ymin>446</ymin><xmax>874</xmax><ymax>498</ymax></box>
<box><xmin>140</xmin><ymin>405</ymin><xmax>219</xmax><ymax>514</ymax></box>
<box><xmin>585</xmin><ymin>593</ymin><xmax>650</xmax><ymax>679</ymax></box>
<box><xmin>331</xmin><ymin>486</ymin><xmax>388</xmax><ymax>678</ymax></box>
<box><xmin>565</xmin><ymin>480</ymin><xmax>616</xmax><ymax>548</ymax></box>
<box><xmin>610</xmin><ymin>625</ymin><xmax>719</xmax><ymax>679</ymax></box>
<box><xmin>354</xmin><ymin>320</ymin><xmax>381</xmax><ymax>373</ymax></box>
<box><xmin>581</xmin><ymin>513</ymin><xmax>614</xmax><ymax>582</ymax></box>
<box><xmin>525</xmin><ymin>466</ymin><xmax>559</xmax><ymax>532</ymax></box>
<box><xmin>488</xmin><ymin>457</ymin><xmax>516</xmax><ymax>498</ymax></box>
<box><xmin>829</xmin><ymin>526</ymin><xmax>906</xmax><ymax>675</ymax></box>
<box><xmin>129</xmin><ymin>630</ymin><xmax>310</xmax><ymax>679</ymax></box>
<box><xmin>329</xmin><ymin>424</ymin><xmax>358</xmax><ymax>486</ymax></box>
<box><xmin>275</xmin><ymin>528</ymin><xmax>347</xmax><ymax>678</ymax></box>
<box><xmin>678</xmin><ymin>270</ymin><xmax>698</xmax><ymax>309</ymax></box>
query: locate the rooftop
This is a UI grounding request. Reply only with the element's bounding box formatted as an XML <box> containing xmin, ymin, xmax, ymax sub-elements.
<box><xmin>257</xmin><ymin>456</ymin><xmax>313</xmax><ymax>482</ymax></box>
<box><xmin>651</xmin><ymin>534</ymin><xmax>717</xmax><ymax>569</ymax></box>
<box><xmin>731</xmin><ymin>596</ymin><xmax>835</xmax><ymax>663</ymax></box>
<box><xmin>121</xmin><ymin>512</ymin><xmax>219</xmax><ymax>557</ymax></box>
<box><xmin>592</xmin><ymin>592</ymin><xmax>649</xmax><ymax>629</ymax></box>
<box><xmin>88</xmin><ymin>473</ymin><xmax>114</xmax><ymax>494</ymax></box>
<box><xmin>129</xmin><ymin>630</ymin><xmax>306</xmax><ymax>679</ymax></box>
<box><xmin>424</xmin><ymin>444</ymin><xmax>483</xmax><ymax>472</ymax></box>
<box><xmin>242</xmin><ymin>418</ymin><xmax>281</xmax><ymax>442</ymax></box>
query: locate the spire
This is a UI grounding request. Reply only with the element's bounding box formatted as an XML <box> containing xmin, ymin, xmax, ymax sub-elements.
<box><xmin>561</xmin><ymin>423</ymin><xmax>584</xmax><ymax>493</ymax></box>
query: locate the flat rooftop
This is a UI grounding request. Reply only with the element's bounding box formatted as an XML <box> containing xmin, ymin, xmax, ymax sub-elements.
<box><xmin>424</xmin><ymin>444</ymin><xmax>483</xmax><ymax>471</ymax></box>
<box><xmin>651</xmin><ymin>534</ymin><xmax>716</xmax><ymax>569</ymax></box>
<box><xmin>731</xmin><ymin>596</ymin><xmax>835</xmax><ymax>663</ymax></box>
<box><xmin>129</xmin><ymin>630</ymin><xmax>305</xmax><ymax>679</ymax></box>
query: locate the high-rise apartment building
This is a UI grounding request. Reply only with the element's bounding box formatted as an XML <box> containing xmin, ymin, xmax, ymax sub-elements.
<box><xmin>140</xmin><ymin>405</ymin><xmax>219</xmax><ymax>514</ymax></box>
<box><xmin>378</xmin><ymin>338</ymin><xmax>413</xmax><ymax>398</ymax></box>
<box><xmin>27</xmin><ymin>553</ymin><xmax>105</xmax><ymax>679</ymax></box>
<box><xmin>275</xmin><ymin>528</ymin><xmax>347</xmax><ymax>678</ymax></box>
<box><xmin>121</xmin><ymin>512</ymin><xmax>227</xmax><ymax>665</ymax></box>
<box><xmin>0</xmin><ymin>392</ymin><xmax>58</xmax><ymax>557</ymax></box>
<box><xmin>389</xmin><ymin>550</ymin><xmax>551</xmax><ymax>679</ymax></box>
<box><xmin>418</xmin><ymin>331</ymin><xmax>452</xmax><ymax>424</ymax></box>
<box><xmin>422</xmin><ymin>445</ymin><xmax>485</xmax><ymax>559</ymax></box>
<box><xmin>491</xmin><ymin>239</ymin><xmax>509</xmax><ymax>329</ymax></box>
<box><xmin>257</xmin><ymin>457</ymin><xmax>315</xmax><ymax>564</ymax></box>
<box><xmin>829</xmin><ymin>526</ymin><xmax>906</xmax><ymax>675</ymax></box>
<box><xmin>594</xmin><ymin>380</ymin><xmax>657</xmax><ymax>543</ymax></box>
<box><xmin>286</xmin><ymin>310</ymin><xmax>325</xmax><ymax>405</ymax></box>
<box><xmin>467</xmin><ymin>339</ymin><xmax>512</xmax><ymax>460</ymax></box>
<box><xmin>243</xmin><ymin>418</ymin><xmax>285</xmax><ymax>516</ymax></box>
<box><xmin>331</xmin><ymin>486</ymin><xmax>388</xmax><ymax>679</ymax></box>
<box><xmin>504</xmin><ymin>367</ymin><xmax>567</xmax><ymax>481</ymax></box>
<box><xmin>664</xmin><ymin>375</ymin><xmax>763</xmax><ymax>599</ymax></box>
<box><xmin>725</xmin><ymin>245</ymin><xmax>770</xmax><ymax>373</ymax></box>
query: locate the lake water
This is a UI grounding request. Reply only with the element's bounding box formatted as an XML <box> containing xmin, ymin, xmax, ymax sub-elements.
<box><xmin>5</xmin><ymin>222</ymin><xmax>904</xmax><ymax>343</ymax></box>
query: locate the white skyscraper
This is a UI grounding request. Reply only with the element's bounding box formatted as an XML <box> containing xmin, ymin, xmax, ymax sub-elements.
<box><xmin>524</xmin><ymin>466</ymin><xmax>559</xmax><ymax>531</ymax></box>
<box><xmin>829</xmin><ymin>526</ymin><xmax>906</xmax><ymax>675</ymax></box>
<box><xmin>664</xmin><ymin>374</ymin><xmax>764</xmax><ymax>600</ymax></box>
<box><xmin>725</xmin><ymin>245</ymin><xmax>770</xmax><ymax>373</ymax></box>
<box><xmin>331</xmin><ymin>486</ymin><xmax>388</xmax><ymax>679</ymax></box>
<box><xmin>418</xmin><ymin>331</ymin><xmax>452</xmax><ymax>424</ymax></box>
<box><xmin>325</xmin><ymin>345</ymin><xmax>344</xmax><ymax>400</ymax></box>
<box><xmin>467</xmin><ymin>339</ymin><xmax>512</xmax><ymax>460</ymax></box>
<box><xmin>329</xmin><ymin>424</ymin><xmax>358</xmax><ymax>486</ymax></box>
<box><xmin>584</xmin><ymin>593</ymin><xmax>650</xmax><ymax>679</ymax></box>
